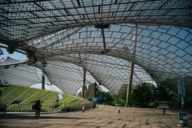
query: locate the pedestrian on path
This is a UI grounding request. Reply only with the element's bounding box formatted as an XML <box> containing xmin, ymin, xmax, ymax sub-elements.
<box><xmin>82</xmin><ymin>104</ymin><xmax>85</xmax><ymax>113</ymax></box>
<box><xmin>35</xmin><ymin>100</ymin><xmax>41</xmax><ymax>117</ymax></box>
<box><xmin>118</xmin><ymin>106</ymin><xmax>120</xmax><ymax>114</ymax></box>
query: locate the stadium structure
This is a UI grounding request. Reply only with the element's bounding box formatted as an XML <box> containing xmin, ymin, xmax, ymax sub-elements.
<box><xmin>0</xmin><ymin>0</ymin><xmax>191</xmax><ymax>103</ymax></box>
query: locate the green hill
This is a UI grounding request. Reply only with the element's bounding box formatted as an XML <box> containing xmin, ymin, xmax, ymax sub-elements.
<box><xmin>0</xmin><ymin>85</ymin><xmax>92</xmax><ymax>112</ymax></box>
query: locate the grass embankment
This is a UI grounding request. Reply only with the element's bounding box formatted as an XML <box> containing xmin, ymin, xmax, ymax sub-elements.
<box><xmin>0</xmin><ymin>85</ymin><xmax>90</xmax><ymax>112</ymax></box>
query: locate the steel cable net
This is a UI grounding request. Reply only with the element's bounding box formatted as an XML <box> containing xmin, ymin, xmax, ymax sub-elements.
<box><xmin>0</xmin><ymin>57</ymin><xmax>48</xmax><ymax>87</ymax></box>
<box><xmin>43</xmin><ymin>54</ymin><xmax>154</xmax><ymax>95</ymax></box>
<box><xmin>0</xmin><ymin>0</ymin><xmax>192</xmax><ymax>95</ymax></box>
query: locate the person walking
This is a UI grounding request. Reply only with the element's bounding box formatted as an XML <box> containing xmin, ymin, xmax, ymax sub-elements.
<box><xmin>82</xmin><ymin>104</ymin><xmax>85</xmax><ymax>113</ymax></box>
<box><xmin>35</xmin><ymin>100</ymin><xmax>41</xmax><ymax>117</ymax></box>
<box><xmin>118</xmin><ymin>106</ymin><xmax>120</xmax><ymax>114</ymax></box>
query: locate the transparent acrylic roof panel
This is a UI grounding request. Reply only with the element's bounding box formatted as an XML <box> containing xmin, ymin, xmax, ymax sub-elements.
<box><xmin>0</xmin><ymin>0</ymin><xmax>192</xmax><ymax>42</ymax></box>
<box><xmin>24</xmin><ymin>24</ymin><xmax>192</xmax><ymax>78</ymax></box>
<box><xmin>0</xmin><ymin>64</ymin><xmax>45</xmax><ymax>87</ymax></box>
<box><xmin>0</xmin><ymin>57</ymin><xmax>50</xmax><ymax>87</ymax></box>
<box><xmin>44</xmin><ymin>54</ymin><xmax>155</xmax><ymax>95</ymax></box>
<box><xmin>1</xmin><ymin>24</ymin><xmax>192</xmax><ymax>94</ymax></box>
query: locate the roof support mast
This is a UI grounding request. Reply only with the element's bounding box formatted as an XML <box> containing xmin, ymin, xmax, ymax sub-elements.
<box><xmin>95</xmin><ymin>24</ymin><xmax>109</xmax><ymax>53</ymax></box>
<box><xmin>82</xmin><ymin>68</ymin><xmax>86</xmax><ymax>98</ymax></box>
<box><xmin>126</xmin><ymin>24</ymin><xmax>138</xmax><ymax>107</ymax></box>
<box><xmin>101</xmin><ymin>27</ymin><xmax>107</xmax><ymax>53</ymax></box>
<box><xmin>41</xmin><ymin>61</ymin><xmax>47</xmax><ymax>90</ymax></box>
<box><xmin>42</xmin><ymin>67</ymin><xmax>45</xmax><ymax>90</ymax></box>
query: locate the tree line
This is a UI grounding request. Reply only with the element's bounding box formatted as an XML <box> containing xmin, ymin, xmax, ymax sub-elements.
<box><xmin>94</xmin><ymin>82</ymin><xmax>192</xmax><ymax>109</ymax></box>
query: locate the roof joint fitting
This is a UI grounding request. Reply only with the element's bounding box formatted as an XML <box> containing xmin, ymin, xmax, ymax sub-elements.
<box><xmin>95</xmin><ymin>24</ymin><xmax>109</xmax><ymax>29</ymax></box>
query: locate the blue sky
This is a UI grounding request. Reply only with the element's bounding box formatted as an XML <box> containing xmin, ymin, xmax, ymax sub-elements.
<box><xmin>0</xmin><ymin>47</ymin><xmax>27</xmax><ymax>60</ymax></box>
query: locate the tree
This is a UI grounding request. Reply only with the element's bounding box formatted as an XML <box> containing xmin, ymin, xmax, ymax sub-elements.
<box><xmin>117</xmin><ymin>84</ymin><xmax>127</xmax><ymax>100</ymax></box>
<box><xmin>112</xmin><ymin>97</ymin><xmax>125</xmax><ymax>105</ymax></box>
<box><xmin>153</xmin><ymin>84</ymin><xmax>178</xmax><ymax>101</ymax></box>
<box><xmin>161</xmin><ymin>77</ymin><xmax>192</xmax><ymax>109</ymax></box>
<box><xmin>130</xmin><ymin>83</ymin><xmax>154</xmax><ymax>107</ymax></box>
<box><xmin>94</xmin><ymin>85</ymin><xmax>114</xmax><ymax>104</ymax></box>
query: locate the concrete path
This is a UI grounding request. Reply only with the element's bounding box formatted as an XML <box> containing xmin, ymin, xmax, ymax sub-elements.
<box><xmin>0</xmin><ymin>105</ymin><xmax>191</xmax><ymax>128</ymax></box>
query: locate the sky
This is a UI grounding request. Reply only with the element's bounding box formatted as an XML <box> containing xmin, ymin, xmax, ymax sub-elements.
<box><xmin>0</xmin><ymin>47</ymin><xmax>27</xmax><ymax>60</ymax></box>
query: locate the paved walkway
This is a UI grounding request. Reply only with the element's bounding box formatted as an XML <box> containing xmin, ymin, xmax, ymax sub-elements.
<box><xmin>0</xmin><ymin>105</ymin><xmax>191</xmax><ymax>128</ymax></box>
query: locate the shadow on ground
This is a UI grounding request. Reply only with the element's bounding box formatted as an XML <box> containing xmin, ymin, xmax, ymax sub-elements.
<box><xmin>0</xmin><ymin>113</ymin><xmax>87</xmax><ymax>120</ymax></box>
